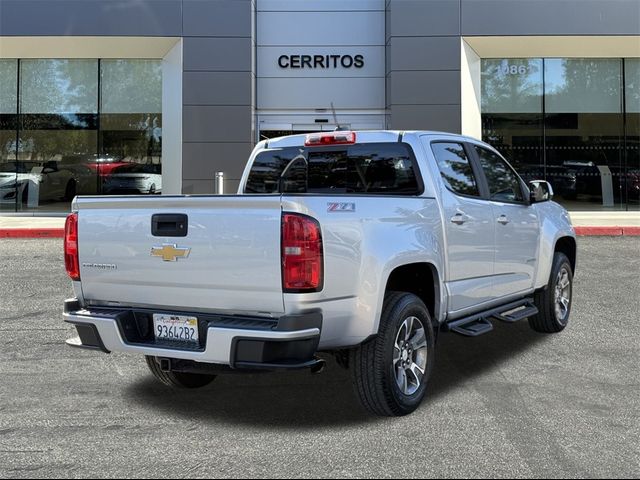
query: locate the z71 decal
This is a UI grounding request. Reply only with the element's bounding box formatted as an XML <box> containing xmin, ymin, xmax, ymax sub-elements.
<box><xmin>327</xmin><ymin>202</ymin><xmax>356</xmax><ymax>213</ymax></box>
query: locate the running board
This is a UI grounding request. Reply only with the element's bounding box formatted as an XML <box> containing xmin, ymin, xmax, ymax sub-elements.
<box><xmin>492</xmin><ymin>303</ymin><xmax>538</xmax><ymax>323</ymax></box>
<box><xmin>451</xmin><ymin>318</ymin><xmax>494</xmax><ymax>337</ymax></box>
<box><xmin>444</xmin><ymin>298</ymin><xmax>537</xmax><ymax>337</ymax></box>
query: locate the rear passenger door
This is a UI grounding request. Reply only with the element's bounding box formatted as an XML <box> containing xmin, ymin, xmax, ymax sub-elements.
<box><xmin>471</xmin><ymin>145</ymin><xmax>540</xmax><ymax>297</ymax></box>
<box><xmin>429</xmin><ymin>142</ymin><xmax>496</xmax><ymax>314</ymax></box>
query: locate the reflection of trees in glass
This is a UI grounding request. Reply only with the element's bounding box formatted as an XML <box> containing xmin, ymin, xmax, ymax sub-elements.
<box><xmin>247</xmin><ymin>145</ymin><xmax>419</xmax><ymax>194</ymax></box>
<box><xmin>102</xmin><ymin>113</ymin><xmax>162</xmax><ymax>164</ymax></box>
<box><xmin>18</xmin><ymin>130</ymin><xmax>97</xmax><ymax>163</ymax></box>
<box><xmin>475</xmin><ymin>147</ymin><xmax>522</xmax><ymax>202</ymax></box>
<box><xmin>626</xmin><ymin>59</ymin><xmax>640</xmax><ymax>115</ymax></box>
<box><xmin>440</xmin><ymin>158</ymin><xmax>479</xmax><ymax>196</ymax></box>
<box><xmin>0</xmin><ymin>60</ymin><xmax>18</xmax><ymax>114</ymax></box>
<box><xmin>545</xmin><ymin>59</ymin><xmax>621</xmax><ymax>112</ymax></box>
<box><xmin>0</xmin><ymin>113</ymin><xmax>18</xmax><ymax>161</ymax></box>
<box><xmin>100</xmin><ymin>60</ymin><xmax>162</xmax><ymax>164</ymax></box>
<box><xmin>545</xmin><ymin>59</ymin><xmax>623</xmax><ymax>183</ymax></box>
<box><xmin>100</xmin><ymin>60</ymin><xmax>161</xmax><ymax>114</ymax></box>
<box><xmin>20</xmin><ymin>60</ymin><xmax>98</xmax><ymax>114</ymax></box>
<box><xmin>432</xmin><ymin>144</ymin><xmax>479</xmax><ymax>196</ymax></box>
<box><xmin>18</xmin><ymin>61</ymin><xmax>98</xmax><ymax>163</ymax></box>
<box><xmin>0</xmin><ymin>130</ymin><xmax>17</xmax><ymax>161</ymax></box>
<box><xmin>482</xmin><ymin>59</ymin><xmax>543</xmax><ymax>113</ymax></box>
<box><xmin>245</xmin><ymin>152</ymin><xmax>295</xmax><ymax>193</ymax></box>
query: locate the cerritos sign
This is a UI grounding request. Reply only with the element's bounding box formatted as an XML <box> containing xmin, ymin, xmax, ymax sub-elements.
<box><xmin>278</xmin><ymin>54</ymin><xmax>365</xmax><ymax>69</ymax></box>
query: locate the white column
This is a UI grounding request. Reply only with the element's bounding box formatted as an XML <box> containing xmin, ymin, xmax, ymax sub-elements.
<box><xmin>460</xmin><ymin>39</ymin><xmax>482</xmax><ymax>140</ymax></box>
<box><xmin>161</xmin><ymin>40</ymin><xmax>183</xmax><ymax>195</ymax></box>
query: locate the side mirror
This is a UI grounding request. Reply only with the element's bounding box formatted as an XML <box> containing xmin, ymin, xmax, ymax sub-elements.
<box><xmin>529</xmin><ymin>180</ymin><xmax>554</xmax><ymax>203</ymax></box>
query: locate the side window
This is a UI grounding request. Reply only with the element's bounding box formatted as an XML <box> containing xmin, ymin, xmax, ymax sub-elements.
<box><xmin>245</xmin><ymin>149</ymin><xmax>301</xmax><ymax>194</ymax></box>
<box><xmin>474</xmin><ymin>146</ymin><xmax>525</xmax><ymax>203</ymax></box>
<box><xmin>307</xmin><ymin>144</ymin><xmax>420</xmax><ymax>195</ymax></box>
<box><xmin>430</xmin><ymin>142</ymin><xmax>481</xmax><ymax>197</ymax></box>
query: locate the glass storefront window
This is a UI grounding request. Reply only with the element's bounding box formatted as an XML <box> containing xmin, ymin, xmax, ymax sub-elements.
<box><xmin>0</xmin><ymin>60</ymin><xmax>18</xmax><ymax>213</ymax></box>
<box><xmin>481</xmin><ymin>59</ymin><xmax>544</xmax><ymax>114</ymax></box>
<box><xmin>482</xmin><ymin>58</ymin><xmax>637</xmax><ymax>211</ymax></box>
<box><xmin>544</xmin><ymin>59</ymin><xmax>623</xmax><ymax>209</ymax></box>
<box><xmin>626</xmin><ymin>59</ymin><xmax>640</xmax><ymax>209</ymax></box>
<box><xmin>0</xmin><ymin>60</ymin><xmax>17</xmax><ymax>115</ymax></box>
<box><xmin>19</xmin><ymin>60</ymin><xmax>99</xmax><ymax>212</ymax></box>
<box><xmin>481</xmin><ymin>59</ymin><xmax>544</xmax><ymax>180</ymax></box>
<box><xmin>0</xmin><ymin>59</ymin><xmax>162</xmax><ymax>212</ymax></box>
<box><xmin>100</xmin><ymin>60</ymin><xmax>162</xmax><ymax>194</ymax></box>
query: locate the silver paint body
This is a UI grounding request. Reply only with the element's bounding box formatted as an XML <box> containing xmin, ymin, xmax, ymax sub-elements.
<box><xmin>67</xmin><ymin>131</ymin><xmax>575</xmax><ymax>364</ymax></box>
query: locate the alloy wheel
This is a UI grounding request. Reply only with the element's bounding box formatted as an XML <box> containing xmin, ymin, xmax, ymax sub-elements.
<box><xmin>393</xmin><ymin>316</ymin><xmax>429</xmax><ymax>396</ymax></box>
<box><xmin>554</xmin><ymin>267</ymin><xmax>571</xmax><ymax>324</ymax></box>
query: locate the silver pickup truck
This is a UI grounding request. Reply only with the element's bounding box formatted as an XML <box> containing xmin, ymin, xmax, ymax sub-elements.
<box><xmin>64</xmin><ymin>131</ymin><xmax>576</xmax><ymax>417</ymax></box>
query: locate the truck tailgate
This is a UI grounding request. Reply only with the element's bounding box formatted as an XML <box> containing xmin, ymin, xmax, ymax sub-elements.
<box><xmin>75</xmin><ymin>196</ymin><xmax>284</xmax><ymax>314</ymax></box>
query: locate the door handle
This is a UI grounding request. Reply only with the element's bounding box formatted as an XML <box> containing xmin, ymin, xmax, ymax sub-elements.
<box><xmin>152</xmin><ymin>214</ymin><xmax>189</xmax><ymax>237</ymax></box>
<box><xmin>497</xmin><ymin>215</ymin><xmax>510</xmax><ymax>225</ymax></box>
<box><xmin>450</xmin><ymin>213</ymin><xmax>469</xmax><ymax>225</ymax></box>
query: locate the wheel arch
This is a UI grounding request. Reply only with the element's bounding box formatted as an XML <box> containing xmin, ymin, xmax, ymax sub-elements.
<box><xmin>383</xmin><ymin>262</ymin><xmax>442</xmax><ymax>329</ymax></box>
<box><xmin>554</xmin><ymin>236</ymin><xmax>577</xmax><ymax>273</ymax></box>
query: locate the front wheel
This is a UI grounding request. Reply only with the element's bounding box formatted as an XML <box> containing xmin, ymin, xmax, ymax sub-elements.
<box><xmin>145</xmin><ymin>356</ymin><xmax>216</xmax><ymax>389</ymax></box>
<box><xmin>530</xmin><ymin>252</ymin><xmax>574</xmax><ymax>333</ymax></box>
<box><xmin>350</xmin><ymin>292</ymin><xmax>436</xmax><ymax>417</ymax></box>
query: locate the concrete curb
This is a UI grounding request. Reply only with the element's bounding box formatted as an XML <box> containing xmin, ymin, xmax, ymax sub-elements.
<box><xmin>1</xmin><ymin>227</ymin><xmax>640</xmax><ymax>239</ymax></box>
<box><xmin>573</xmin><ymin>226</ymin><xmax>640</xmax><ymax>236</ymax></box>
<box><xmin>0</xmin><ymin>229</ymin><xmax>64</xmax><ymax>239</ymax></box>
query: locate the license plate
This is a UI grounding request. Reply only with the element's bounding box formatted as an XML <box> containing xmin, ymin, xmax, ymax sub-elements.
<box><xmin>153</xmin><ymin>314</ymin><xmax>199</xmax><ymax>345</ymax></box>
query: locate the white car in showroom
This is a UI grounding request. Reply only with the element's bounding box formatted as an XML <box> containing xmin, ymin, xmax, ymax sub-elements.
<box><xmin>102</xmin><ymin>163</ymin><xmax>162</xmax><ymax>195</ymax></box>
<box><xmin>0</xmin><ymin>161</ymin><xmax>93</xmax><ymax>206</ymax></box>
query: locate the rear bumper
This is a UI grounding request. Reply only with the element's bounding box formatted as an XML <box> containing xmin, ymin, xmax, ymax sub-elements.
<box><xmin>63</xmin><ymin>299</ymin><xmax>322</xmax><ymax>370</ymax></box>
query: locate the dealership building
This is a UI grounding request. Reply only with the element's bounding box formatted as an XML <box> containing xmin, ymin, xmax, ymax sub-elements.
<box><xmin>0</xmin><ymin>0</ymin><xmax>639</xmax><ymax>213</ymax></box>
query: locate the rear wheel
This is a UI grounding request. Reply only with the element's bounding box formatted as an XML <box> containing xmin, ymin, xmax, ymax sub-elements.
<box><xmin>530</xmin><ymin>252</ymin><xmax>573</xmax><ymax>333</ymax></box>
<box><xmin>64</xmin><ymin>180</ymin><xmax>77</xmax><ymax>201</ymax></box>
<box><xmin>350</xmin><ymin>292</ymin><xmax>435</xmax><ymax>416</ymax></box>
<box><xmin>145</xmin><ymin>356</ymin><xmax>216</xmax><ymax>389</ymax></box>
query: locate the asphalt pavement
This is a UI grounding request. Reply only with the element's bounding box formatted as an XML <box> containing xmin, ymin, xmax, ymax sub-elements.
<box><xmin>0</xmin><ymin>238</ymin><xmax>638</xmax><ymax>478</ymax></box>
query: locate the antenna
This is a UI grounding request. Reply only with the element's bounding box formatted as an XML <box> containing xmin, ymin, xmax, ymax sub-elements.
<box><xmin>331</xmin><ymin>102</ymin><xmax>346</xmax><ymax>131</ymax></box>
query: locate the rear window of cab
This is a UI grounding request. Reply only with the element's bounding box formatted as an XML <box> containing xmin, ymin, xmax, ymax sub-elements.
<box><xmin>244</xmin><ymin>143</ymin><xmax>422</xmax><ymax>195</ymax></box>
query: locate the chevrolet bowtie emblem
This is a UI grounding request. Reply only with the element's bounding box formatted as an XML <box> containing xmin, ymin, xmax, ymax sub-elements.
<box><xmin>151</xmin><ymin>244</ymin><xmax>191</xmax><ymax>262</ymax></box>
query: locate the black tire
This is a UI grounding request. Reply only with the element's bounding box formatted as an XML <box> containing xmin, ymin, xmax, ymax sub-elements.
<box><xmin>530</xmin><ymin>252</ymin><xmax>573</xmax><ymax>333</ymax></box>
<box><xmin>350</xmin><ymin>292</ymin><xmax>436</xmax><ymax>417</ymax></box>
<box><xmin>145</xmin><ymin>356</ymin><xmax>216</xmax><ymax>389</ymax></box>
<box><xmin>64</xmin><ymin>180</ymin><xmax>77</xmax><ymax>201</ymax></box>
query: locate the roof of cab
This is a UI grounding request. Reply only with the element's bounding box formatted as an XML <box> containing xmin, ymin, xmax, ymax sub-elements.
<box><xmin>259</xmin><ymin>130</ymin><xmax>481</xmax><ymax>149</ymax></box>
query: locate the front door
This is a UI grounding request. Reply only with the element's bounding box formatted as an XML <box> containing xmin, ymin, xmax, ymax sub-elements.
<box><xmin>428</xmin><ymin>141</ymin><xmax>496</xmax><ymax>314</ymax></box>
<box><xmin>471</xmin><ymin>145</ymin><xmax>540</xmax><ymax>297</ymax></box>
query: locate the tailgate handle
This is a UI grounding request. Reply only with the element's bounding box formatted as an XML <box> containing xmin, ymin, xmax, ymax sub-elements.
<box><xmin>152</xmin><ymin>214</ymin><xmax>188</xmax><ymax>237</ymax></box>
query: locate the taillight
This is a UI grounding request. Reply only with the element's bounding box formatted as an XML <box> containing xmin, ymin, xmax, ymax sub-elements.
<box><xmin>282</xmin><ymin>213</ymin><xmax>323</xmax><ymax>293</ymax></box>
<box><xmin>304</xmin><ymin>131</ymin><xmax>356</xmax><ymax>147</ymax></box>
<box><xmin>64</xmin><ymin>213</ymin><xmax>80</xmax><ymax>281</ymax></box>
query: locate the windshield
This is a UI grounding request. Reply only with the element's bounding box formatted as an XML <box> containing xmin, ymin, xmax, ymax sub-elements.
<box><xmin>245</xmin><ymin>143</ymin><xmax>422</xmax><ymax>195</ymax></box>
